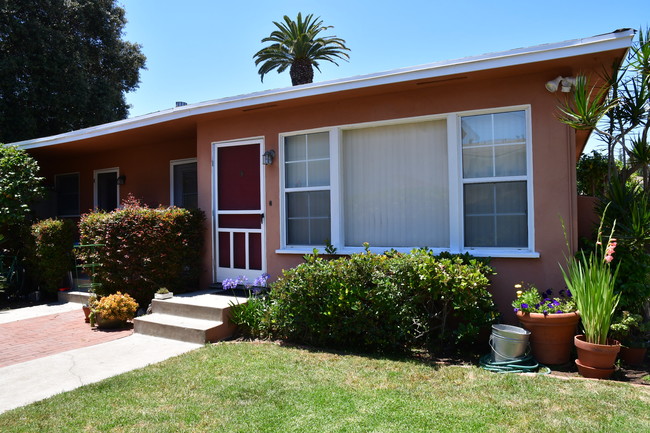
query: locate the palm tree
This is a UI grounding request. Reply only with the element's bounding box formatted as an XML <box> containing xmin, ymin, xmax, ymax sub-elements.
<box><xmin>254</xmin><ymin>13</ymin><xmax>350</xmax><ymax>86</ymax></box>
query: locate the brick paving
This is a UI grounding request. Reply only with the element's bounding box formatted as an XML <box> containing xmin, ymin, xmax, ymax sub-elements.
<box><xmin>0</xmin><ymin>308</ymin><xmax>133</xmax><ymax>368</ymax></box>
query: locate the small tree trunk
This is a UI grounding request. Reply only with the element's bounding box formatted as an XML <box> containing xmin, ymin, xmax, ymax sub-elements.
<box><xmin>290</xmin><ymin>60</ymin><xmax>314</xmax><ymax>85</ymax></box>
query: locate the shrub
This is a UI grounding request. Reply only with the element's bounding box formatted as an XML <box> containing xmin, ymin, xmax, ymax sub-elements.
<box><xmin>93</xmin><ymin>292</ymin><xmax>138</xmax><ymax>321</ymax></box>
<box><xmin>0</xmin><ymin>144</ymin><xmax>44</xmax><ymax>232</ymax></box>
<box><xmin>233</xmin><ymin>248</ymin><xmax>496</xmax><ymax>355</ymax></box>
<box><xmin>27</xmin><ymin>218</ymin><xmax>76</xmax><ymax>294</ymax></box>
<box><xmin>78</xmin><ymin>196</ymin><xmax>205</xmax><ymax>305</ymax></box>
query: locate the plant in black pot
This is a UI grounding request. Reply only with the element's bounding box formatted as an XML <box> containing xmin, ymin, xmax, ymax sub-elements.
<box><xmin>610</xmin><ymin>311</ymin><xmax>649</xmax><ymax>366</ymax></box>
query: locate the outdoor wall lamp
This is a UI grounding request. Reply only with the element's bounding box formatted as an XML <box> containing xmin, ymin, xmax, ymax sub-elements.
<box><xmin>262</xmin><ymin>149</ymin><xmax>276</xmax><ymax>166</ymax></box>
<box><xmin>545</xmin><ymin>76</ymin><xmax>577</xmax><ymax>93</ymax></box>
<box><xmin>116</xmin><ymin>175</ymin><xmax>126</xmax><ymax>185</ymax></box>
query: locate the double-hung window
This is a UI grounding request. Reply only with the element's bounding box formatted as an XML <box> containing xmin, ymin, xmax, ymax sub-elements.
<box><xmin>284</xmin><ymin>132</ymin><xmax>331</xmax><ymax>245</ymax></box>
<box><xmin>461</xmin><ymin>111</ymin><xmax>528</xmax><ymax>248</ymax></box>
<box><xmin>55</xmin><ymin>173</ymin><xmax>80</xmax><ymax>217</ymax></box>
<box><xmin>280</xmin><ymin>107</ymin><xmax>533</xmax><ymax>256</ymax></box>
<box><xmin>171</xmin><ymin>159</ymin><xmax>198</xmax><ymax>209</ymax></box>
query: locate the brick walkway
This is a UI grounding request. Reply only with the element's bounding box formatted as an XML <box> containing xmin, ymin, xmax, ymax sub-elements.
<box><xmin>0</xmin><ymin>309</ymin><xmax>133</xmax><ymax>368</ymax></box>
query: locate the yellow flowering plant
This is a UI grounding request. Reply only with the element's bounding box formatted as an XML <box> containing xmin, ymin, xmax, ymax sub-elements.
<box><xmin>93</xmin><ymin>292</ymin><xmax>139</xmax><ymax>321</ymax></box>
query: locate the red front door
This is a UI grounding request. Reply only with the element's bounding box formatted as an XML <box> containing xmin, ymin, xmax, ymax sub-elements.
<box><xmin>214</xmin><ymin>141</ymin><xmax>265</xmax><ymax>281</ymax></box>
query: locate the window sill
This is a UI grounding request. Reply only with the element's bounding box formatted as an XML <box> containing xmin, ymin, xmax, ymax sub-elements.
<box><xmin>276</xmin><ymin>247</ymin><xmax>540</xmax><ymax>259</ymax></box>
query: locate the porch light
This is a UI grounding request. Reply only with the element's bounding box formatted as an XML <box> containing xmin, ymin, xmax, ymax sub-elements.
<box><xmin>262</xmin><ymin>149</ymin><xmax>276</xmax><ymax>166</ymax></box>
<box><xmin>116</xmin><ymin>175</ymin><xmax>126</xmax><ymax>185</ymax></box>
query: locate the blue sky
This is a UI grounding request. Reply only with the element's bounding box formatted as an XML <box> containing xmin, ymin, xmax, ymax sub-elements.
<box><xmin>121</xmin><ymin>0</ymin><xmax>649</xmax><ymax>119</ymax></box>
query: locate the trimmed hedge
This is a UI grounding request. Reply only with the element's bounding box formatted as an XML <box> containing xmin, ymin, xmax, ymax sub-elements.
<box><xmin>231</xmin><ymin>248</ymin><xmax>497</xmax><ymax>355</ymax></box>
<box><xmin>78</xmin><ymin>197</ymin><xmax>204</xmax><ymax>304</ymax></box>
<box><xmin>28</xmin><ymin>218</ymin><xmax>76</xmax><ymax>294</ymax></box>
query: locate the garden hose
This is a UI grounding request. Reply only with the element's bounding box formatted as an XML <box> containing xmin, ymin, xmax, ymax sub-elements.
<box><xmin>479</xmin><ymin>353</ymin><xmax>551</xmax><ymax>375</ymax></box>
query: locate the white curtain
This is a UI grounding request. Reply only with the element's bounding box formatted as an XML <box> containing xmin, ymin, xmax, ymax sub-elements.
<box><xmin>342</xmin><ymin>120</ymin><xmax>449</xmax><ymax>248</ymax></box>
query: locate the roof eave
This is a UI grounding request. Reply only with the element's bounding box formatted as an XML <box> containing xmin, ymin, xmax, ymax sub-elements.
<box><xmin>16</xmin><ymin>29</ymin><xmax>635</xmax><ymax>150</ymax></box>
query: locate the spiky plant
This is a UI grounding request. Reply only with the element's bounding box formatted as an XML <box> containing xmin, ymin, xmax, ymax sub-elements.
<box><xmin>253</xmin><ymin>12</ymin><xmax>350</xmax><ymax>86</ymax></box>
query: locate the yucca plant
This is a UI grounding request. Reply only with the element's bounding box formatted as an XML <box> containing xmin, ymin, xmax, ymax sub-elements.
<box><xmin>561</xmin><ymin>207</ymin><xmax>621</xmax><ymax>345</ymax></box>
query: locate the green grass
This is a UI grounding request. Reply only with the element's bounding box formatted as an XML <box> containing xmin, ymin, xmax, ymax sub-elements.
<box><xmin>1</xmin><ymin>342</ymin><xmax>649</xmax><ymax>432</ymax></box>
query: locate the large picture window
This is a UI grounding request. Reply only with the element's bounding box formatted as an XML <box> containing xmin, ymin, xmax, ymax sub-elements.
<box><xmin>342</xmin><ymin>120</ymin><xmax>448</xmax><ymax>247</ymax></box>
<box><xmin>280</xmin><ymin>107</ymin><xmax>533</xmax><ymax>255</ymax></box>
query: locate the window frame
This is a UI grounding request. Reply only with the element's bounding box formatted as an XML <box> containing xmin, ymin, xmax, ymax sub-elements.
<box><xmin>170</xmin><ymin>158</ymin><xmax>198</xmax><ymax>208</ymax></box>
<box><xmin>277</xmin><ymin>105</ymin><xmax>537</xmax><ymax>258</ymax></box>
<box><xmin>54</xmin><ymin>172</ymin><xmax>80</xmax><ymax>217</ymax></box>
<box><xmin>457</xmin><ymin>106</ymin><xmax>535</xmax><ymax>255</ymax></box>
<box><xmin>93</xmin><ymin>167</ymin><xmax>120</xmax><ymax>211</ymax></box>
<box><xmin>279</xmin><ymin>129</ymin><xmax>337</xmax><ymax>248</ymax></box>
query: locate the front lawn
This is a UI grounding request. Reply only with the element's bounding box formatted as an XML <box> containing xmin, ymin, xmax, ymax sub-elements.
<box><xmin>1</xmin><ymin>342</ymin><xmax>649</xmax><ymax>432</ymax></box>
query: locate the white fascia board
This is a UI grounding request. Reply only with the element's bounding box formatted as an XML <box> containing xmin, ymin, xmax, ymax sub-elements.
<box><xmin>16</xmin><ymin>29</ymin><xmax>634</xmax><ymax>150</ymax></box>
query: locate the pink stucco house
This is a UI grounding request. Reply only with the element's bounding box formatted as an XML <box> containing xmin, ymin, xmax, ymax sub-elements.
<box><xmin>16</xmin><ymin>29</ymin><xmax>633</xmax><ymax>316</ymax></box>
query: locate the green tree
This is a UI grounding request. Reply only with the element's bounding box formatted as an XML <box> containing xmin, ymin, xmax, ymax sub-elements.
<box><xmin>0</xmin><ymin>144</ymin><xmax>44</xmax><ymax>230</ymax></box>
<box><xmin>254</xmin><ymin>12</ymin><xmax>350</xmax><ymax>86</ymax></box>
<box><xmin>0</xmin><ymin>0</ymin><xmax>146</xmax><ymax>143</ymax></box>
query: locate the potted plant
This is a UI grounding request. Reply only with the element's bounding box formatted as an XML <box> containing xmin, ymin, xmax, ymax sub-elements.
<box><xmin>82</xmin><ymin>293</ymin><xmax>98</xmax><ymax>323</ymax></box>
<box><xmin>93</xmin><ymin>292</ymin><xmax>139</xmax><ymax>329</ymax></box>
<box><xmin>512</xmin><ymin>284</ymin><xmax>579</xmax><ymax>365</ymax></box>
<box><xmin>154</xmin><ymin>287</ymin><xmax>173</xmax><ymax>300</ymax></box>
<box><xmin>610</xmin><ymin>311</ymin><xmax>649</xmax><ymax>366</ymax></box>
<box><xmin>561</xmin><ymin>213</ymin><xmax>621</xmax><ymax>379</ymax></box>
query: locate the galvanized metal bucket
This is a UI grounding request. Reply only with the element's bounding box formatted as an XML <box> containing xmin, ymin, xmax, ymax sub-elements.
<box><xmin>490</xmin><ymin>324</ymin><xmax>531</xmax><ymax>362</ymax></box>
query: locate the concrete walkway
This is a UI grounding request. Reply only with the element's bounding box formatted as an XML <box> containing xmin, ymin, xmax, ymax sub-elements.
<box><xmin>0</xmin><ymin>302</ymin><xmax>201</xmax><ymax>414</ymax></box>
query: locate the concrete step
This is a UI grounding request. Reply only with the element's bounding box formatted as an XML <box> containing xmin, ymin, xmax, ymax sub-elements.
<box><xmin>133</xmin><ymin>313</ymin><xmax>235</xmax><ymax>344</ymax></box>
<box><xmin>133</xmin><ymin>290</ymin><xmax>247</xmax><ymax>344</ymax></box>
<box><xmin>151</xmin><ymin>293</ymin><xmax>246</xmax><ymax>321</ymax></box>
<box><xmin>58</xmin><ymin>290</ymin><xmax>91</xmax><ymax>304</ymax></box>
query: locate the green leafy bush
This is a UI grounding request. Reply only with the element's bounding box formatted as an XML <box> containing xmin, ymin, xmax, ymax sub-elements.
<box><xmin>27</xmin><ymin>218</ymin><xmax>76</xmax><ymax>294</ymax></box>
<box><xmin>78</xmin><ymin>196</ymin><xmax>204</xmax><ymax>305</ymax></box>
<box><xmin>232</xmin><ymin>249</ymin><xmax>496</xmax><ymax>354</ymax></box>
<box><xmin>595</xmin><ymin>179</ymin><xmax>650</xmax><ymax>314</ymax></box>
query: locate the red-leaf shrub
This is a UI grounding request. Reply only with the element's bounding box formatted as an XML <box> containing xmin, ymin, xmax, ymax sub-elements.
<box><xmin>78</xmin><ymin>196</ymin><xmax>205</xmax><ymax>304</ymax></box>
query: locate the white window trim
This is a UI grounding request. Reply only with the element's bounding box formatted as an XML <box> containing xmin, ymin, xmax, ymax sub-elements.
<box><xmin>170</xmin><ymin>158</ymin><xmax>197</xmax><ymax>207</ymax></box>
<box><xmin>54</xmin><ymin>172</ymin><xmax>81</xmax><ymax>217</ymax></box>
<box><xmin>93</xmin><ymin>167</ymin><xmax>120</xmax><ymax>210</ymax></box>
<box><xmin>277</xmin><ymin>105</ymin><xmax>538</xmax><ymax>258</ymax></box>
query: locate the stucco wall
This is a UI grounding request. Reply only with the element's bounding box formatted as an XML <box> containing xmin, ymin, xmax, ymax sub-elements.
<box><xmin>27</xmin><ymin>46</ymin><xmax>625</xmax><ymax>317</ymax></box>
<box><xmin>36</xmin><ymin>138</ymin><xmax>196</xmax><ymax>214</ymax></box>
<box><xmin>194</xmin><ymin>65</ymin><xmax>589</xmax><ymax>318</ymax></box>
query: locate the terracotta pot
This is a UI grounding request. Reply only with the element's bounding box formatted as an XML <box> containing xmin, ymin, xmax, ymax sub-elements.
<box><xmin>516</xmin><ymin>311</ymin><xmax>580</xmax><ymax>365</ymax></box>
<box><xmin>574</xmin><ymin>334</ymin><xmax>620</xmax><ymax>369</ymax></box>
<box><xmin>82</xmin><ymin>305</ymin><xmax>91</xmax><ymax>323</ymax></box>
<box><xmin>619</xmin><ymin>346</ymin><xmax>647</xmax><ymax>367</ymax></box>
<box><xmin>575</xmin><ymin>359</ymin><xmax>615</xmax><ymax>379</ymax></box>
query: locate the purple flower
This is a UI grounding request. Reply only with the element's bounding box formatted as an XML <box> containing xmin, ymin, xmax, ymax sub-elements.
<box><xmin>513</xmin><ymin>308</ymin><xmax>519</xmax><ymax>312</ymax></box>
<box><xmin>556</xmin><ymin>310</ymin><xmax>563</xmax><ymax>314</ymax></box>
<box><xmin>566</xmin><ymin>289</ymin><xmax>572</xmax><ymax>298</ymax></box>
<box><xmin>545</xmin><ymin>289</ymin><xmax>553</xmax><ymax>296</ymax></box>
<box><xmin>253</xmin><ymin>273</ymin><xmax>270</xmax><ymax>287</ymax></box>
<box><xmin>521</xmin><ymin>303</ymin><xmax>529</xmax><ymax>309</ymax></box>
<box><xmin>552</xmin><ymin>300</ymin><xmax>560</xmax><ymax>306</ymax></box>
<box><xmin>222</xmin><ymin>278</ymin><xmax>238</xmax><ymax>290</ymax></box>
